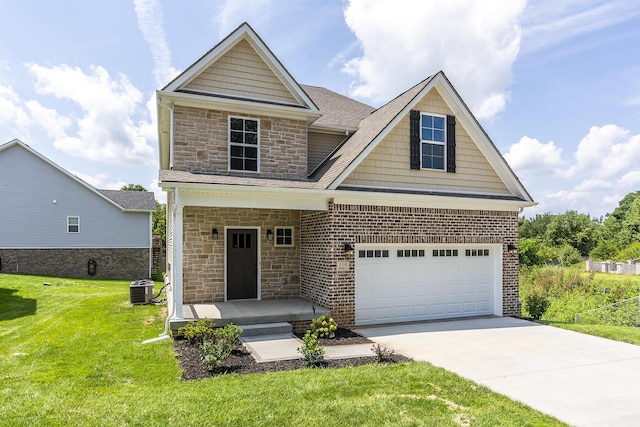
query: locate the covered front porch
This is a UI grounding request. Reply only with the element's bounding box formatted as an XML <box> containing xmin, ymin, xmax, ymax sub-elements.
<box><xmin>169</xmin><ymin>298</ymin><xmax>330</xmax><ymax>331</ymax></box>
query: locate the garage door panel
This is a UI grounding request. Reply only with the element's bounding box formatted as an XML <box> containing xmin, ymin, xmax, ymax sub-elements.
<box><xmin>356</xmin><ymin>245</ymin><xmax>498</xmax><ymax>325</ymax></box>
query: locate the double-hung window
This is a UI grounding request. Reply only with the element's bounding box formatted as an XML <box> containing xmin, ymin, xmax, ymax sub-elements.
<box><xmin>67</xmin><ymin>216</ymin><xmax>80</xmax><ymax>233</ymax></box>
<box><xmin>229</xmin><ymin>117</ymin><xmax>259</xmax><ymax>172</ymax></box>
<box><xmin>420</xmin><ymin>113</ymin><xmax>446</xmax><ymax>170</ymax></box>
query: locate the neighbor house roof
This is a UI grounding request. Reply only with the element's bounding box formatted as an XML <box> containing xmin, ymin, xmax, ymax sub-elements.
<box><xmin>98</xmin><ymin>190</ymin><xmax>157</xmax><ymax>211</ymax></box>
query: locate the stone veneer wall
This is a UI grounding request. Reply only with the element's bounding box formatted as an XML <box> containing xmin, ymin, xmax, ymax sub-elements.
<box><xmin>300</xmin><ymin>202</ymin><xmax>520</xmax><ymax>328</ymax></box>
<box><xmin>182</xmin><ymin>207</ymin><xmax>301</xmax><ymax>303</ymax></box>
<box><xmin>0</xmin><ymin>248</ymin><xmax>150</xmax><ymax>280</ymax></box>
<box><xmin>172</xmin><ymin>106</ymin><xmax>308</xmax><ymax>179</ymax></box>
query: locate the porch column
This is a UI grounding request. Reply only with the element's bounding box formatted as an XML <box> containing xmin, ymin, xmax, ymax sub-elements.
<box><xmin>171</xmin><ymin>203</ymin><xmax>184</xmax><ymax>320</ymax></box>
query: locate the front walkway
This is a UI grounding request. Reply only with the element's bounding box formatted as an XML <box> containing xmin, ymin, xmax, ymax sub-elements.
<box><xmin>356</xmin><ymin>317</ymin><xmax>640</xmax><ymax>427</ymax></box>
<box><xmin>170</xmin><ymin>298</ymin><xmax>330</xmax><ymax>330</ymax></box>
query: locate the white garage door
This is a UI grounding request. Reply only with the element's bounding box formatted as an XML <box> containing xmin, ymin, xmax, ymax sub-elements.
<box><xmin>355</xmin><ymin>245</ymin><xmax>501</xmax><ymax>326</ymax></box>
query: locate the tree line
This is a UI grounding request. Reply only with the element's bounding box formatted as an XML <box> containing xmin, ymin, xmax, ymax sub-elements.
<box><xmin>519</xmin><ymin>190</ymin><xmax>640</xmax><ymax>267</ymax></box>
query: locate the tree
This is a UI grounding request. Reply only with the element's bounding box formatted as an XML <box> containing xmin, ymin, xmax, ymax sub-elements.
<box><xmin>153</xmin><ymin>201</ymin><xmax>166</xmax><ymax>246</ymax></box>
<box><xmin>589</xmin><ymin>239</ymin><xmax>621</xmax><ymax>261</ymax></box>
<box><xmin>543</xmin><ymin>210</ymin><xmax>597</xmax><ymax>256</ymax></box>
<box><xmin>120</xmin><ymin>184</ymin><xmax>147</xmax><ymax>192</ymax></box>
<box><xmin>519</xmin><ymin>213</ymin><xmax>554</xmax><ymax>239</ymax></box>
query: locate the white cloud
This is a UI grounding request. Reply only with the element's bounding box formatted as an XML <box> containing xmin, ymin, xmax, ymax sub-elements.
<box><xmin>149</xmin><ymin>178</ymin><xmax>167</xmax><ymax>204</ymax></box>
<box><xmin>567</xmin><ymin>125</ymin><xmax>640</xmax><ymax>178</ymax></box>
<box><xmin>0</xmin><ymin>84</ymin><xmax>31</xmax><ymax>138</ymax></box>
<box><xmin>504</xmin><ymin>136</ymin><xmax>564</xmax><ymax>173</ymax></box>
<box><xmin>511</xmin><ymin>125</ymin><xmax>640</xmax><ymax>217</ymax></box>
<box><xmin>342</xmin><ymin>0</ymin><xmax>526</xmax><ymax>119</ymax></box>
<box><xmin>521</xmin><ymin>0</ymin><xmax>640</xmax><ymax>52</ymax></box>
<box><xmin>134</xmin><ymin>0</ymin><xmax>180</xmax><ymax>87</ymax></box>
<box><xmin>27</xmin><ymin>63</ymin><xmax>155</xmax><ymax>165</ymax></box>
<box><xmin>24</xmin><ymin>100</ymin><xmax>71</xmax><ymax>139</ymax></box>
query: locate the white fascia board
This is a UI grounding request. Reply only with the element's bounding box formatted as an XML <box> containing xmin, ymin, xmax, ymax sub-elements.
<box><xmin>168</xmin><ymin>184</ymin><xmax>329</xmax><ymax>211</ymax></box>
<box><xmin>160</xmin><ymin>181</ymin><xmax>533</xmax><ymax>212</ymax></box>
<box><xmin>159</xmin><ymin>91</ymin><xmax>321</xmax><ymax>123</ymax></box>
<box><xmin>331</xmin><ymin>191</ymin><xmax>535</xmax><ymax>212</ymax></box>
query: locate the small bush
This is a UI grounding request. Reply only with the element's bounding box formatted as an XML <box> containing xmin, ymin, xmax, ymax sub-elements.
<box><xmin>524</xmin><ymin>293</ymin><xmax>550</xmax><ymax>320</ymax></box>
<box><xmin>309</xmin><ymin>314</ymin><xmax>337</xmax><ymax>338</ymax></box>
<box><xmin>297</xmin><ymin>331</ymin><xmax>325</xmax><ymax>367</ymax></box>
<box><xmin>371</xmin><ymin>343</ymin><xmax>395</xmax><ymax>363</ymax></box>
<box><xmin>200</xmin><ymin>340</ymin><xmax>234</xmax><ymax>371</ymax></box>
<box><xmin>199</xmin><ymin>323</ymin><xmax>243</xmax><ymax>371</ymax></box>
<box><xmin>178</xmin><ymin>318</ymin><xmax>215</xmax><ymax>343</ymax></box>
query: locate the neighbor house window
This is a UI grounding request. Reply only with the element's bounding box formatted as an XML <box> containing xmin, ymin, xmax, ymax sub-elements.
<box><xmin>421</xmin><ymin>113</ymin><xmax>446</xmax><ymax>170</ymax></box>
<box><xmin>229</xmin><ymin>117</ymin><xmax>259</xmax><ymax>172</ymax></box>
<box><xmin>67</xmin><ymin>216</ymin><xmax>80</xmax><ymax>233</ymax></box>
<box><xmin>274</xmin><ymin>227</ymin><xmax>294</xmax><ymax>247</ymax></box>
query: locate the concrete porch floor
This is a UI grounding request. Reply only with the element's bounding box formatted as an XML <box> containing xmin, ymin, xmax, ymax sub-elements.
<box><xmin>170</xmin><ymin>298</ymin><xmax>330</xmax><ymax>330</ymax></box>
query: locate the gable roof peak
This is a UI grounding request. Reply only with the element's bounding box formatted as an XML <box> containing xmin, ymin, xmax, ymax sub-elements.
<box><xmin>160</xmin><ymin>22</ymin><xmax>318</xmax><ymax>111</ymax></box>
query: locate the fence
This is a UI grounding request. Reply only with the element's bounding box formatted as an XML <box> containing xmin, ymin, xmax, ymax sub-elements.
<box><xmin>585</xmin><ymin>260</ymin><xmax>640</xmax><ymax>275</ymax></box>
<box><xmin>575</xmin><ymin>296</ymin><xmax>640</xmax><ymax>326</ymax></box>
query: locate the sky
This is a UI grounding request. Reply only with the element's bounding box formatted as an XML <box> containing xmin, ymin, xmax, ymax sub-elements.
<box><xmin>1</xmin><ymin>0</ymin><xmax>639</xmax><ymax>218</ymax></box>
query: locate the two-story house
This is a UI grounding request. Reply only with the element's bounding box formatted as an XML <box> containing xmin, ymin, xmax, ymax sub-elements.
<box><xmin>0</xmin><ymin>139</ymin><xmax>156</xmax><ymax>280</ymax></box>
<box><xmin>157</xmin><ymin>23</ymin><xmax>535</xmax><ymax>329</ymax></box>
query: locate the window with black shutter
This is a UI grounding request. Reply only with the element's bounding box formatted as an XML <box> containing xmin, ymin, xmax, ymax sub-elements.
<box><xmin>409</xmin><ymin>110</ymin><xmax>456</xmax><ymax>172</ymax></box>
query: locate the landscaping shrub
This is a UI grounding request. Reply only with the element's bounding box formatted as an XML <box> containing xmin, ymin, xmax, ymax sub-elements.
<box><xmin>371</xmin><ymin>343</ymin><xmax>395</xmax><ymax>363</ymax></box>
<box><xmin>297</xmin><ymin>331</ymin><xmax>325</xmax><ymax>367</ymax></box>
<box><xmin>199</xmin><ymin>323</ymin><xmax>243</xmax><ymax>371</ymax></box>
<box><xmin>309</xmin><ymin>314</ymin><xmax>337</xmax><ymax>338</ymax></box>
<box><xmin>524</xmin><ymin>293</ymin><xmax>550</xmax><ymax>320</ymax></box>
<box><xmin>178</xmin><ymin>318</ymin><xmax>215</xmax><ymax>343</ymax></box>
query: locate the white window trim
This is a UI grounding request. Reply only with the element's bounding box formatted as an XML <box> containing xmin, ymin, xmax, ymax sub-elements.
<box><xmin>274</xmin><ymin>226</ymin><xmax>294</xmax><ymax>247</ymax></box>
<box><xmin>420</xmin><ymin>112</ymin><xmax>446</xmax><ymax>171</ymax></box>
<box><xmin>67</xmin><ymin>216</ymin><xmax>80</xmax><ymax>233</ymax></box>
<box><xmin>228</xmin><ymin>115</ymin><xmax>260</xmax><ymax>173</ymax></box>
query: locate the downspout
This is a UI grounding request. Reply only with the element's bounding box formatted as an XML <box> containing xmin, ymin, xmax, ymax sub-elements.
<box><xmin>148</xmin><ymin>211</ymin><xmax>153</xmax><ymax>278</ymax></box>
<box><xmin>156</xmin><ymin>98</ymin><xmax>174</xmax><ymax>169</ymax></box>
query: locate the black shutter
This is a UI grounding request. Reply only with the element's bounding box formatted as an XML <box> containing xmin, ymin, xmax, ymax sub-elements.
<box><xmin>410</xmin><ymin>110</ymin><xmax>420</xmax><ymax>169</ymax></box>
<box><xmin>446</xmin><ymin>115</ymin><xmax>456</xmax><ymax>173</ymax></box>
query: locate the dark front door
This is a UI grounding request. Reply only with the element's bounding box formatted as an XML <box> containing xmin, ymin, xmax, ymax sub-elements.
<box><xmin>227</xmin><ymin>229</ymin><xmax>258</xmax><ymax>300</ymax></box>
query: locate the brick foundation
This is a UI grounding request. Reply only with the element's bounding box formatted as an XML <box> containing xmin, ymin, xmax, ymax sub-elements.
<box><xmin>0</xmin><ymin>248</ymin><xmax>150</xmax><ymax>280</ymax></box>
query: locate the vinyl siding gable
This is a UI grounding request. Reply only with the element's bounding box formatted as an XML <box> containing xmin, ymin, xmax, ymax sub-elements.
<box><xmin>184</xmin><ymin>39</ymin><xmax>300</xmax><ymax>105</ymax></box>
<box><xmin>0</xmin><ymin>144</ymin><xmax>150</xmax><ymax>249</ymax></box>
<box><xmin>342</xmin><ymin>87</ymin><xmax>511</xmax><ymax>195</ymax></box>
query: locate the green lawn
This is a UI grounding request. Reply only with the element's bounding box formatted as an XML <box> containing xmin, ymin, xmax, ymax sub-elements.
<box><xmin>0</xmin><ymin>274</ymin><xmax>566</xmax><ymax>426</ymax></box>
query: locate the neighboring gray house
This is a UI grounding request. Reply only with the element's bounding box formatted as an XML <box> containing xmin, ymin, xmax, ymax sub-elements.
<box><xmin>0</xmin><ymin>139</ymin><xmax>156</xmax><ymax>280</ymax></box>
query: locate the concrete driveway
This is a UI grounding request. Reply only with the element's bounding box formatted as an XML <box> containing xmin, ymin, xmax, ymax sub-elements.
<box><xmin>356</xmin><ymin>317</ymin><xmax>640</xmax><ymax>427</ymax></box>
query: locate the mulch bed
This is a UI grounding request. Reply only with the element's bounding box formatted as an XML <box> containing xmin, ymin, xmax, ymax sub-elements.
<box><xmin>174</xmin><ymin>328</ymin><xmax>410</xmax><ymax>380</ymax></box>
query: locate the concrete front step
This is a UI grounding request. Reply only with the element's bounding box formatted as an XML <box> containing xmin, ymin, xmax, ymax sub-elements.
<box><xmin>239</xmin><ymin>322</ymin><xmax>293</xmax><ymax>337</ymax></box>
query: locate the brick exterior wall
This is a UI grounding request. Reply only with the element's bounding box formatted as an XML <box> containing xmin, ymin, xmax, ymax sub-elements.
<box><xmin>181</xmin><ymin>207</ymin><xmax>301</xmax><ymax>303</ymax></box>
<box><xmin>172</xmin><ymin>106</ymin><xmax>308</xmax><ymax>179</ymax></box>
<box><xmin>0</xmin><ymin>248</ymin><xmax>150</xmax><ymax>280</ymax></box>
<box><xmin>300</xmin><ymin>202</ymin><xmax>520</xmax><ymax>328</ymax></box>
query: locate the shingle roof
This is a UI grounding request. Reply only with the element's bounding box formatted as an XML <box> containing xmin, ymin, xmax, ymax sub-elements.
<box><xmin>301</xmin><ymin>85</ymin><xmax>375</xmax><ymax>130</ymax></box>
<box><xmin>98</xmin><ymin>190</ymin><xmax>156</xmax><ymax>211</ymax></box>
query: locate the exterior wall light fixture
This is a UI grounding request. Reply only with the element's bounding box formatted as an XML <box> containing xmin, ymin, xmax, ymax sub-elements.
<box><xmin>266</xmin><ymin>229</ymin><xmax>274</xmax><ymax>241</ymax></box>
<box><xmin>212</xmin><ymin>228</ymin><xmax>219</xmax><ymax>240</ymax></box>
<box><xmin>507</xmin><ymin>244</ymin><xmax>518</xmax><ymax>253</ymax></box>
<box><xmin>344</xmin><ymin>243</ymin><xmax>355</xmax><ymax>255</ymax></box>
